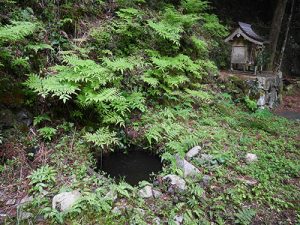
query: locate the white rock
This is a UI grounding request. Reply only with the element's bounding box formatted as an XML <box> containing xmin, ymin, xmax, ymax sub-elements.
<box><xmin>257</xmin><ymin>95</ymin><xmax>266</xmax><ymax>106</ymax></box>
<box><xmin>112</xmin><ymin>207</ymin><xmax>122</xmax><ymax>215</ymax></box>
<box><xmin>135</xmin><ymin>208</ymin><xmax>145</xmax><ymax>215</ymax></box>
<box><xmin>6</xmin><ymin>199</ymin><xmax>16</xmax><ymax>205</ymax></box>
<box><xmin>186</xmin><ymin>146</ymin><xmax>201</xmax><ymax>159</ymax></box>
<box><xmin>52</xmin><ymin>190</ymin><xmax>81</xmax><ymax>212</ymax></box>
<box><xmin>176</xmin><ymin>155</ymin><xmax>201</xmax><ymax>177</ymax></box>
<box><xmin>105</xmin><ymin>191</ymin><xmax>117</xmax><ymax>202</ymax></box>
<box><xmin>174</xmin><ymin>214</ymin><xmax>184</xmax><ymax>225</ymax></box>
<box><xmin>0</xmin><ymin>213</ymin><xmax>7</xmax><ymax>218</ymax></box>
<box><xmin>20</xmin><ymin>195</ymin><xmax>33</xmax><ymax>205</ymax></box>
<box><xmin>138</xmin><ymin>185</ymin><xmax>153</xmax><ymax>198</ymax></box>
<box><xmin>153</xmin><ymin>217</ymin><xmax>161</xmax><ymax>225</ymax></box>
<box><xmin>19</xmin><ymin>212</ymin><xmax>33</xmax><ymax>220</ymax></box>
<box><xmin>245</xmin><ymin>153</ymin><xmax>258</xmax><ymax>163</ymax></box>
<box><xmin>163</xmin><ymin>175</ymin><xmax>186</xmax><ymax>192</ymax></box>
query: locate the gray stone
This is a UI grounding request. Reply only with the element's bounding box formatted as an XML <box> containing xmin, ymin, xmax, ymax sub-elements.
<box><xmin>138</xmin><ymin>185</ymin><xmax>153</xmax><ymax>198</ymax></box>
<box><xmin>16</xmin><ymin>109</ymin><xmax>32</xmax><ymax>127</ymax></box>
<box><xmin>167</xmin><ymin>186</ymin><xmax>175</xmax><ymax>194</ymax></box>
<box><xmin>6</xmin><ymin>199</ymin><xmax>16</xmax><ymax>205</ymax></box>
<box><xmin>19</xmin><ymin>212</ymin><xmax>33</xmax><ymax>220</ymax></box>
<box><xmin>237</xmin><ymin>177</ymin><xmax>258</xmax><ymax>186</ymax></box>
<box><xmin>36</xmin><ymin>214</ymin><xmax>45</xmax><ymax>223</ymax></box>
<box><xmin>202</xmin><ymin>175</ymin><xmax>211</xmax><ymax>186</ymax></box>
<box><xmin>41</xmin><ymin>190</ymin><xmax>49</xmax><ymax>197</ymax></box>
<box><xmin>153</xmin><ymin>217</ymin><xmax>161</xmax><ymax>225</ymax></box>
<box><xmin>186</xmin><ymin>146</ymin><xmax>201</xmax><ymax>159</ymax></box>
<box><xmin>105</xmin><ymin>191</ymin><xmax>117</xmax><ymax>202</ymax></box>
<box><xmin>257</xmin><ymin>94</ymin><xmax>266</xmax><ymax>106</ymax></box>
<box><xmin>52</xmin><ymin>190</ymin><xmax>81</xmax><ymax>212</ymax></box>
<box><xmin>268</xmin><ymin>88</ymin><xmax>278</xmax><ymax>108</ymax></box>
<box><xmin>176</xmin><ymin>155</ymin><xmax>201</xmax><ymax>177</ymax></box>
<box><xmin>174</xmin><ymin>214</ymin><xmax>184</xmax><ymax>225</ymax></box>
<box><xmin>245</xmin><ymin>153</ymin><xmax>258</xmax><ymax>164</ymax></box>
<box><xmin>20</xmin><ymin>195</ymin><xmax>33</xmax><ymax>205</ymax></box>
<box><xmin>112</xmin><ymin>201</ymin><xmax>129</xmax><ymax>215</ymax></box>
<box><xmin>152</xmin><ymin>189</ymin><xmax>162</xmax><ymax>198</ymax></box>
<box><xmin>0</xmin><ymin>213</ymin><xmax>7</xmax><ymax>218</ymax></box>
<box><xmin>163</xmin><ymin>175</ymin><xmax>186</xmax><ymax>192</ymax></box>
<box><xmin>112</xmin><ymin>207</ymin><xmax>122</xmax><ymax>215</ymax></box>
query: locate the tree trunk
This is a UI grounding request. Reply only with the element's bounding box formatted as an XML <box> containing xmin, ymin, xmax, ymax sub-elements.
<box><xmin>267</xmin><ymin>0</ymin><xmax>288</xmax><ymax>71</ymax></box>
<box><xmin>277</xmin><ymin>0</ymin><xmax>295</xmax><ymax>72</ymax></box>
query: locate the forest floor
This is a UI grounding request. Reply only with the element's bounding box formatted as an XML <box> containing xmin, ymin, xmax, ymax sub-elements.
<box><xmin>274</xmin><ymin>85</ymin><xmax>300</xmax><ymax>120</ymax></box>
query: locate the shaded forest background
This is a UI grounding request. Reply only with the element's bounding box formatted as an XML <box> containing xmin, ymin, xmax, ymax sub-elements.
<box><xmin>211</xmin><ymin>0</ymin><xmax>300</xmax><ymax>76</ymax></box>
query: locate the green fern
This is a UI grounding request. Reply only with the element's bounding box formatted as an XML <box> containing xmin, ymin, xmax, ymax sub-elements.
<box><xmin>202</xmin><ymin>14</ymin><xmax>228</xmax><ymax>38</ymax></box>
<box><xmin>26</xmin><ymin>43</ymin><xmax>54</xmax><ymax>53</ymax></box>
<box><xmin>84</xmin><ymin>127</ymin><xmax>119</xmax><ymax>149</ymax></box>
<box><xmin>33</xmin><ymin>114</ymin><xmax>51</xmax><ymax>126</ymax></box>
<box><xmin>235</xmin><ymin>208</ymin><xmax>256</xmax><ymax>225</ymax></box>
<box><xmin>102</xmin><ymin>112</ymin><xmax>126</xmax><ymax>127</ymax></box>
<box><xmin>184</xmin><ymin>89</ymin><xmax>212</xmax><ymax>101</ymax></box>
<box><xmin>85</xmin><ymin>88</ymin><xmax>120</xmax><ymax>104</ymax></box>
<box><xmin>181</xmin><ymin>0</ymin><xmax>209</xmax><ymax>13</ymax></box>
<box><xmin>191</xmin><ymin>36</ymin><xmax>208</xmax><ymax>55</ymax></box>
<box><xmin>141</xmin><ymin>74</ymin><xmax>159</xmax><ymax>87</ymax></box>
<box><xmin>103</xmin><ymin>56</ymin><xmax>142</xmax><ymax>74</ymax></box>
<box><xmin>25</xmin><ymin>74</ymin><xmax>80</xmax><ymax>103</ymax></box>
<box><xmin>148</xmin><ymin>20</ymin><xmax>183</xmax><ymax>45</ymax></box>
<box><xmin>38</xmin><ymin>127</ymin><xmax>57</xmax><ymax>141</ymax></box>
<box><xmin>0</xmin><ymin>21</ymin><xmax>38</xmax><ymax>44</ymax></box>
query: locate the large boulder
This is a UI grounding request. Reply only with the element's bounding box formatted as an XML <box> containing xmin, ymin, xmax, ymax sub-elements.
<box><xmin>163</xmin><ymin>175</ymin><xmax>186</xmax><ymax>192</ymax></box>
<box><xmin>176</xmin><ymin>155</ymin><xmax>201</xmax><ymax>177</ymax></box>
<box><xmin>52</xmin><ymin>190</ymin><xmax>81</xmax><ymax>212</ymax></box>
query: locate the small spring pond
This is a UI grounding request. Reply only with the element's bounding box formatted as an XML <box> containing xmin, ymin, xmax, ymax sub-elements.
<box><xmin>97</xmin><ymin>149</ymin><xmax>162</xmax><ymax>186</ymax></box>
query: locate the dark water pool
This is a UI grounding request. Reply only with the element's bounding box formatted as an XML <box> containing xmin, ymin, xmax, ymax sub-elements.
<box><xmin>97</xmin><ymin>150</ymin><xmax>162</xmax><ymax>186</ymax></box>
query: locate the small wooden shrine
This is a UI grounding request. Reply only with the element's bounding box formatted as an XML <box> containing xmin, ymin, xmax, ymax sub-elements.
<box><xmin>225</xmin><ymin>22</ymin><xmax>266</xmax><ymax>74</ymax></box>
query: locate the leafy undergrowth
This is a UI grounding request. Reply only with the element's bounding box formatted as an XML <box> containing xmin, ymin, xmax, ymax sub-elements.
<box><xmin>0</xmin><ymin>0</ymin><xmax>299</xmax><ymax>224</ymax></box>
<box><xmin>1</xmin><ymin>98</ymin><xmax>299</xmax><ymax>224</ymax></box>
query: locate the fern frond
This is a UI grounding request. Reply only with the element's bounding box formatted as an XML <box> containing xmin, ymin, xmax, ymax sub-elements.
<box><xmin>84</xmin><ymin>127</ymin><xmax>119</xmax><ymax>148</ymax></box>
<box><xmin>202</xmin><ymin>14</ymin><xmax>228</xmax><ymax>37</ymax></box>
<box><xmin>181</xmin><ymin>0</ymin><xmax>209</xmax><ymax>14</ymax></box>
<box><xmin>0</xmin><ymin>21</ymin><xmax>38</xmax><ymax>44</ymax></box>
<box><xmin>125</xmin><ymin>92</ymin><xmax>146</xmax><ymax>112</ymax></box>
<box><xmin>85</xmin><ymin>88</ymin><xmax>120</xmax><ymax>104</ymax></box>
<box><xmin>26</xmin><ymin>43</ymin><xmax>54</xmax><ymax>53</ymax></box>
<box><xmin>24</xmin><ymin>74</ymin><xmax>80</xmax><ymax>103</ymax></box>
<box><xmin>148</xmin><ymin>20</ymin><xmax>183</xmax><ymax>45</ymax></box>
<box><xmin>103</xmin><ymin>57</ymin><xmax>141</xmax><ymax>74</ymax></box>
<box><xmin>102</xmin><ymin>112</ymin><xmax>125</xmax><ymax>127</ymax></box>
<box><xmin>185</xmin><ymin>89</ymin><xmax>212</xmax><ymax>101</ymax></box>
<box><xmin>141</xmin><ymin>74</ymin><xmax>159</xmax><ymax>87</ymax></box>
<box><xmin>191</xmin><ymin>36</ymin><xmax>208</xmax><ymax>55</ymax></box>
<box><xmin>234</xmin><ymin>208</ymin><xmax>256</xmax><ymax>225</ymax></box>
<box><xmin>145</xmin><ymin>125</ymin><xmax>163</xmax><ymax>145</ymax></box>
<box><xmin>165</xmin><ymin>75</ymin><xmax>189</xmax><ymax>87</ymax></box>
